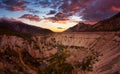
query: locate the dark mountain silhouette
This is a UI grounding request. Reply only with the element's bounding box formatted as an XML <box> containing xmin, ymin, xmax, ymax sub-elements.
<box><xmin>65</xmin><ymin>22</ymin><xmax>92</xmax><ymax>32</ymax></box>
<box><xmin>0</xmin><ymin>19</ymin><xmax>53</xmax><ymax>36</ymax></box>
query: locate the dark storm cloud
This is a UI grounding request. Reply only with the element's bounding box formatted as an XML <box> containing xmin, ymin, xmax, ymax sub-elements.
<box><xmin>0</xmin><ymin>0</ymin><xmax>29</xmax><ymax>11</ymax></box>
<box><xmin>80</xmin><ymin>0</ymin><xmax>120</xmax><ymax>22</ymax></box>
<box><xmin>19</xmin><ymin>14</ymin><xmax>41</xmax><ymax>22</ymax></box>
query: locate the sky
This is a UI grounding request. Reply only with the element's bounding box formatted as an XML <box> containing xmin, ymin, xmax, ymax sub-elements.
<box><xmin>0</xmin><ymin>0</ymin><xmax>120</xmax><ymax>32</ymax></box>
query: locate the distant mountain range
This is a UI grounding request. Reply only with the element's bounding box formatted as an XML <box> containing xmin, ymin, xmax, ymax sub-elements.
<box><xmin>1</xmin><ymin>12</ymin><xmax>120</xmax><ymax>36</ymax></box>
<box><xmin>65</xmin><ymin>12</ymin><xmax>120</xmax><ymax>32</ymax></box>
<box><xmin>0</xmin><ymin>19</ymin><xmax>52</xmax><ymax>37</ymax></box>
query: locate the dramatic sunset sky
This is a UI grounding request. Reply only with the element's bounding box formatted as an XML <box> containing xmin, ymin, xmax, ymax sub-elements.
<box><xmin>0</xmin><ymin>0</ymin><xmax>120</xmax><ymax>32</ymax></box>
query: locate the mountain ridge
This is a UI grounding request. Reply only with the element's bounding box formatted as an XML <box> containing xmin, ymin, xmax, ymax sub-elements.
<box><xmin>65</xmin><ymin>22</ymin><xmax>92</xmax><ymax>32</ymax></box>
<box><xmin>0</xmin><ymin>19</ymin><xmax>53</xmax><ymax>36</ymax></box>
<box><xmin>90</xmin><ymin>12</ymin><xmax>120</xmax><ymax>31</ymax></box>
<box><xmin>65</xmin><ymin>12</ymin><xmax>120</xmax><ymax>32</ymax></box>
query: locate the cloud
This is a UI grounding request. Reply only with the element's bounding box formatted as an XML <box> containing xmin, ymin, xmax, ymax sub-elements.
<box><xmin>25</xmin><ymin>8</ymin><xmax>40</xmax><ymax>14</ymax></box>
<box><xmin>57</xmin><ymin>27</ymin><xmax>64</xmax><ymax>29</ymax></box>
<box><xmin>48</xmin><ymin>0</ymin><xmax>120</xmax><ymax>22</ymax></box>
<box><xmin>19</xmin><ymin>14</ymin><xmax>41</xmax><ymax>22</ymax></box>
<box><xmin>39</xmin><ymin>0</ymin><xmax>95</xmax><ymax>22</ymax></box>
<box><xmin>45</xmin><ymin>17</ymin><xmax>69</xmax><ymax>24</ymax></box>
<box><xmin>47</xmin><ymin>10</ymin><xmax>56</xmax><ymax>15</ymax></box>
<box><xmin>80</xmin><ymin>0</ymin><xmax>120</xmax><ymax>22</ymax></box>
<box><xmin>55</xmin><ymin>12</ymin><xmax>68</xmax><ymax>20</ymax></box>
<box><xmin>59</xmin><ymin>0</ymin><xmax>94</xmax><ymax>15</ymax></box>
<box><xmin>112</xmin><ymin>6</ymin><xmax>120</xmax><ymax>12</ymax></box>
<box><xmin>45</xmin><ymin>12</ymin><xmax>69</xmax><ymax>23</ymax></box>
<box><xmin>1</xmin><ymin>0</ymin><xmax>120</xmax><ymax>23</ymax></box>
<box><xmin>34</xmin><ymin>0</ymin><xmax>63</xmax><ymax>9</ymax></box>
<box><xmin>0</xmin><ymin>0</ymin><xmax>29</xmax><ymax>11</ymax></box>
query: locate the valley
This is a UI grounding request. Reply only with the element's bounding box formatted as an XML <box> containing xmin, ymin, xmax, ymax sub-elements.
<box><xmin>0</xmin><ymin>32</ymin><xmax>120</xmax><ymax>74</ymax></box>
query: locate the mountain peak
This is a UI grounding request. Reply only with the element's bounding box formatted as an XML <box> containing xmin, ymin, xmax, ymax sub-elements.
<box><xmin>65</xmin><ymin>22</ymin><xmax>92</xmax><ymax>32</ymax></box>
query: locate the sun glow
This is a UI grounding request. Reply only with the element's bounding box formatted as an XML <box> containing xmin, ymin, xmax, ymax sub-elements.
<box><xmin>18</xmin><ymin>19</ymin><xmax>79</xmax><ymax>32</ymax></box>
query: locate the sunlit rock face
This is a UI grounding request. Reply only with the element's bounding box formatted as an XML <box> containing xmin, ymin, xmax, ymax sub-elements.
<box><xmin>0</xmin><ymin>32</ymin><xmax>120</xmax><ymax>74</ymax></box>
<box><xmin>52</xmin><ymin>32</ymin><xmax>120</xmax><ymax>74</ymax></box>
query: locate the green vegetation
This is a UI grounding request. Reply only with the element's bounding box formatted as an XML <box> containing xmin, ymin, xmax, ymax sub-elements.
<box><xmin>75</xmin><ymin>55</ymin><xmax>98</xmax><ymax>71</ymax></box>
<box><xmin>69</xmin><ymin>36</ymin><xmax>74</xmax><ymax>39</ymax></box>
<box><xmin>33</xmin><ymin>43</ymin><xmax>40</xmax><ymax>49</ymax></box>
<box><xmin>44</xmin><ymin>46</ymin><xmax>73</xmax><ymax>74</ymax></box>
<box><xmin>0</xmin><ymin>47</ymin><xmax>27</xmax><ymax>74</ymax></box>
<box><xmin>70</xmin><ymin>45</ymin><xmax>86</xmax><ymax>49</ymax></box>
<box><xmin>75</xmin><ymin>50</ymin><xmax>101</xmax><ymax>72</ymax></box>
<box><xmin>1</xmin><ymin>47</ymin><xmax>19</xmax><ymax>59</ymax></box>
<box><xmin>44</xmin><ymin>63</ymin><xmax>73</xmax><ymax>74</ymax></box>
<box><xmin>20</xmin><ymin>43</ymin><xmax>74</xmax><ymax>74</ymax></box>
<box><xmin>21</xmin><ymin>50</ymin><xmax>41</xmax><ymax>68</ymax></box>
<box><xmin>3</xmin><ymin>65</ymin><xmax>28</xmax><ymax>74</ymax></box>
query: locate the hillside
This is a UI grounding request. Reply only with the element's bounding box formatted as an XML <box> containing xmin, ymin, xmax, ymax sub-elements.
<box><xmin>0</xmin><ymin>32</ymin><xmax>120</xmax><ymax>74</ymax></box>
<box><xmin>90</xmin><ymin>12</ymin><xmax>120</xmax><ymax>31</ymax></box>
<box><xmin>65</xmin><ymin>23</ymin><xmax>92</xmax><ymax>32</ymax></box>
<box><xmin>0</xmin><ymin>19</ymin><xmax>53</xmax><ymax>36</ymax></box>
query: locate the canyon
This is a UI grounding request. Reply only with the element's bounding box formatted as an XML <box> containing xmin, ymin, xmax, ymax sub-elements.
<box><xmin>0</xmin><ymin>32</ymin><xmax>120</xmax><ymax>74</ymax></box>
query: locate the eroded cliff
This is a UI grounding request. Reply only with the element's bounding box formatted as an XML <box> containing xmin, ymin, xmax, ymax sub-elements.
<box><xmin>0</xmin><ymin>32</ymin><xmax>120</xmax><ymax>74</ymax></box>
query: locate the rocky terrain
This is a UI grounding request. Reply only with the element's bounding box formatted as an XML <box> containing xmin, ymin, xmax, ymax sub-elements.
<box><xmin>0</xmin><ymin>32</ymin><xmax>120</xmax><ymax>74</ymax></box>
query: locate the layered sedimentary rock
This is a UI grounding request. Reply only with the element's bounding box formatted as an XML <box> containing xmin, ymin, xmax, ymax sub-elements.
<box><xmin>0</xmin><ymin>32</ymin><xmax>120</xmax><ymax>74</ymax></box>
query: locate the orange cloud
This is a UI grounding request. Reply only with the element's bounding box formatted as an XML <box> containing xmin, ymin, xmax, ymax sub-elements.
<box><xmin>112</xmin><ymin>6</ymin><xmax>120</xmax><ymax>12</ymax></box>
<box><xmin>0</xmin><ymin>0</ymin><xmax>29</xmax><ymax>11</ymax></box>
<box><xmin>20</xmin><ymin>14</ymin><xmax>41</xmax><ymax>22</ymax></box>
<box><xmin>45</xmin><ymin>18</ymin><xmax>69</xmax><ymax>24</ymax></box>
<box><xmin>12</xmin><ymin>6</ymin><xmax>23</xmax><ymax>11</ymax></box>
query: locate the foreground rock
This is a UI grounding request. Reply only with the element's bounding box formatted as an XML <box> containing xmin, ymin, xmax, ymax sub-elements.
<box><xmin>0</xmin><ymin>32</ymin><xmax>120</xmax><ymax>74</ymax></box>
